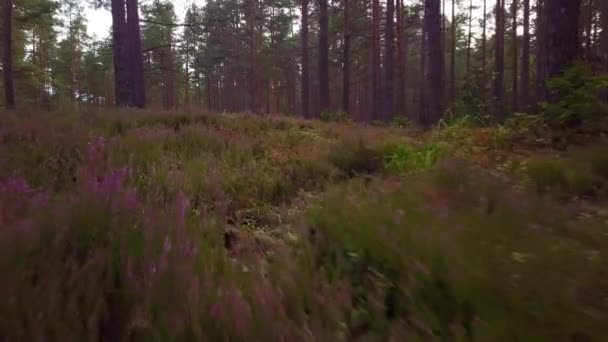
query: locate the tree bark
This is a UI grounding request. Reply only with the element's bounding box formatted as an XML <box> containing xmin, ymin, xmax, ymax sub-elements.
<box><xmin>512</xmin><ymin>0</ymin><xmax>518</xmax><ymax>112</ymax></box>
<box><xmin>535</xmin><ymin>0</ymin><xmax>545</xmax><ymax>101</ymax></box>
<box><xmin>3</xmin><ymin>0</ymin><xmax>15</xmax><ymax>109</ymax></box>
<box><xmin>424</xmin><ymin>0</ymin><xmax>443</xmax><ymax>125</ymax></box>
<box><xmin>542</xmin><ymin>0</ymin><xmax>581</xmax><ymax>95</ymax></box>
<box><xmin>318</xmin><ymin>0</ymin><xmax>330</xmax><ymax>115</ymax></box>
<box><xmin>450</xmin><ymin>0</ymin><xmax>456</xmax><ymax>107</ymax></box>
<box><xmin>494</xmin><ymin>0</ymin><xmax>505</xmax><ymax>120</ymax></box>
<box><xmin>482</xmin><ymin>0</ymin><xmax>487</xmax><ymax>89</ymax></box>
<box><xmin>466</xmin><ymin>0</ymin><xmax>473</xmax><ymax>75</ymax></box>
<box><xmin>601</xmin><ymin>0</ymin><xmax>608</xmax><ymax>66</ymax></box>
<box><xmin>342</xmin><ymin>0</ymin><xmax>350</xmax><ymax>114</ymax></box>
<box><xmin>301</xmin><ymin>0</ymin><xmax>310</xmax><ymax>118</ymax></box>
<box><xmin>111</xmin><ymin>0</ymin><xmax>132</xmax><ymax>106</ymax></box>
<box><xmin>521</xmin><ymin>0</ymin><xmax>530</xmax><ymax>109</ymax></box>
<box><xmin>127</xmin><ymin>0</ymin><xmax>146</xmax><ymax>108</ymax></box>
<box><xmin>384</xmin><ymin>0</ymin><xmax>395</xmax><ymax>121</ymax></box>
<box><xmin>419</xmin><ymin>6</ymin><xmax>427</xmax><ymax>123</ymax></box>
<box><xmin>372</xmin><ymin>0</ymin><xmax>381</xmax><ymax>121</ymax></box>
<box><xmin>396</xmin><ymin>0</ymin><xmax>407</xmax><ymax>116</ymax></box>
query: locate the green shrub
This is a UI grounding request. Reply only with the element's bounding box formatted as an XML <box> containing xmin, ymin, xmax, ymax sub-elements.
<box><xmin>525</xmin><ymin>160</ymin><xmax>569</xmax><ymax>195</ymax></box>
<box><xmin>383</xmin><ymin>142</ymin><xmax>446</xmax><ymax>174</ymax></box>
<box><xmin>391</xmin><ymin>115</ymin><xmax>411</xmax><ymax>128</ymax></box>
<box><xmin>541</xmin><ymin>63</ymin><xmax>608</xmax><ymax>126</ymax></box>
<box><xmin>320</xmin><ymin>111</ymin><xmax>350</xmax><ymax>122</ymax></box>
<box><xmin>328</xmin><ymin>140</ymin><xmax>384</xmax><ymax>177</ymax></box>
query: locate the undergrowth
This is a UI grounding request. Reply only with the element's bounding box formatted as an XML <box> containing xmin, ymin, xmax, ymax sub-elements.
<box><xmin>1</xmin><ymin>111</ymin><xmax>607</xmax><ymax>340</ymax></box>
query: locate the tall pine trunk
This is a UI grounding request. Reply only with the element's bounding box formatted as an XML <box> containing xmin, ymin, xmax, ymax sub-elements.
<box><xmin>511</xmin><ymin>0</ymin><xmax>518</xmax><ymax>112</ymax></box>
<box><xmin>3</xmin><ymin>0</ymin><xmax>15</xmax><ymax>109</ymax></box>
<box><xmin>466</xmin><ymin>0</ymin><xmax>473</xmax><ymax>75</ymax></box>
<box><xmin>111</xmin><ymin>0</ymin><xmax>132</xmax><ymax>106</ymax></box>
<box><xmin>535</xmin><ymin>0</ymin><xmax>545</xmax><ymax>101</ymax></box>
<box><xmin>372</xmin><ymin>0</ymin><xmax>381</xmax><ymax>120</ymax></box>
<box><xmin>494</xmin><ymin>0</ymin><xmax>505</xmax><ymax>120</ymax></box>
<box><xmin>419</xmin><ymin>8</ymin><xmax>427</xmax><ymax>123</ymax></box>
<box><xmin>342</xmin><ymin>0</ymin><xmax>350</xmax><ymax>114</ymax></box>
<box><xmin>127</xmin><ymin>0</ymin><xmax>145</xmax><ymax>108</ymax></box>
<box><xmin>301</xmin><ymin>0</ymin><xmax>310</xmax><ymax>118</ymax></box>
<box><xmin>384</xmin><ymin>0</ymin><xmax>395</xmax><ymax>121</ymax></box>
<box><xmin>450</xmin><ymin>0</ymin><xmax>456</xmax><ymax>107</ymax></box>
<box><xmin>396</xmin><ymin>0</ymin><xmax>407</xmax><ymax>116</ymax></box>
<box><xmin>601</xmin><ymin>0</ymin><xmax>608</xmax><ymax>67</ymax></box>
<box><xmin>318</xmin><ymin>0</ymin><xmax>330</xmax><ymax>115</ymax></box>
<box><xmin>482</xmin><ymin>0</ymin><xmax>487</xmax><ymax>89</ymax></box>
<box><xmin>424</xmin><ymin>0</ymin><xmax>443</xmax><ymax>125</ymax></box>
<box><xmin>543</xmin><ymin>0</ymin><xmax>581</xmax><ymax>96</ymax></box>
<box><xmin>521</xmin><ymin>0</ymin><xmax>530</xmax><ymax>109</ymax></box>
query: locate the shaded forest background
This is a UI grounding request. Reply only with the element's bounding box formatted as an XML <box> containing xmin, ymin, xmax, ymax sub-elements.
<box><xmin>2</xmin><ymin>0</ymin><xmax>607</xmax><ymax>125</ymax></box>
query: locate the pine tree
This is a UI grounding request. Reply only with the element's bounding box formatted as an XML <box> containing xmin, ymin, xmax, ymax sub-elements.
<box><xmin>494</xmin><ymin>0</ymin><xmax>505</xmax><ymax>120</ymax></box>
<box><xmin>3</xmin><ymin>0</ymin><xmax>15</xmax><ymax>109</ymax></box>
<box><xmin>424</xmin><ymin>0</ymin><xmax>443</xmax><ymax>125</ymax></box>
<box><xmin>301</xmin><ymin>0</ymin><xmax>310</xmax><ymax>118</ymax></box>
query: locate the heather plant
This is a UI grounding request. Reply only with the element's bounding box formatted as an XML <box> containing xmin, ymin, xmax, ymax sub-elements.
<box><xmin>1</xmin><ymin>111</ymin><xmax>607</xmax><ymax>341</ymax></box>
<box><xmin>305</xmin><ymin>160</ymin><xmax>608</xmax><ymax>340</ymax></box>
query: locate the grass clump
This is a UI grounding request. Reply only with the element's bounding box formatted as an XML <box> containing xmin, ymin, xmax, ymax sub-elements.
<box><xmin>383</xmin><ymin>141</ymin><xmax>447</xmax><ymax>174</ymax></box>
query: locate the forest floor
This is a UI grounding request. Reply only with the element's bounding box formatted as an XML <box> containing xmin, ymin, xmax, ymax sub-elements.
<box><xmin>1</xmin><ymin>110</ymin><xmax>608</xmax><ymax>340</ymax></box>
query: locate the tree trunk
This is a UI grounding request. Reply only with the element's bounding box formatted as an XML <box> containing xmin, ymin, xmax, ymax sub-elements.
<box><xmin>384</xmin><ymin>0</ymin><xmax>395</xmax><ymax>121</ymax></box>
<box><xmin>424</xmin><ymin>0</ymin><xmax>443</xmax><ymax>125</ymax></box>
<box><xmin>342</xmin><ymin>0</ymin><xmax>350</xmax><ymax>114</ymax></box>
<box><xmin>521</xmin><ymin>0</ymin><xmax>530</xmax><ymax>109</ymax></box>
<box><xmin>494</xmin><ymin>0</ymin><xmax>505</xmax><ymax>120</ymax></box>
<box><xmin>396</xmin><ymin>0</ymin><xmax>407</xmax><ymax>116</ymax></box>
<box><xmin>248</xmin><ymin>0</ymin><xmax>257</xmax><ymax>113</ymax></box>
<box><xmin>512</xmin><ymin>0</ymin><xmax>518</xmax><ymax>112</ymax></box>
<box><xmin>419</xmin><ymin>7</ymin><xmax>427</xmax><ymax>123</ymax></box>
<box><xmin>206</xmin><ymin>71</ymin><xmax>212</xmax><ymax>111</ymax></box>
<box><xmin>543</xmin><ymin>0</ymin><xmax>581</xmax><ymax>95</ymax></box>
<box><xmin>318</xmin><ymin>0</ymin><xmax>330</xmax><ymax>115</ymax></box>
<box><xmin>482</xmin><ymin>0</ymin><xmax>487</xmax><ymax>89</ymax></box>
<box><xmin>450</xmin><ymin>0</ymin><xmax>456</xmax><ymax>107</ymax></box>
<box><xmin>466</xmin><ymin>0</ymin><xmax>473</xmax><ymax>75</ymax></box>
<box><xmin>585</xmin><ymin>0</ymin><xmax>594</xmax><ymax>60</ymax></box>
<box><xmin>127</xmin><ymin>0</ymin><xmax>145</xmax><ymax>108</ymax></box>
<box><xmin>301</xmin><ymin>0</ymin><xmax>311</xmax><ymax>118</ymax></box>
<box><xmin>3</xmin><ymin>0</ymin><xmax>15</xmax><ymax>109</ymax></box>
<box><xmin>111</xmin><ymin>0</ymin><xmax>132</xmax><ymax>106</ymax></box>
<box><xmin>372</xmin><ymin>0</ymin><xmax>381</xmax><ymax>121</ymax></box>
<box><xmin>535</xmin><ymin>0</ymin><xmax>545</xmax><ymax>101</ymax></box>
<box><xmin>184</xmin><ymin>48</ymin><xmax>190</xmax><ymax>111</ymax></box>
<box><xmin>601</xmin><ymin>0</ymin><xmax>608</xmax><ymax>66</ymax></box>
